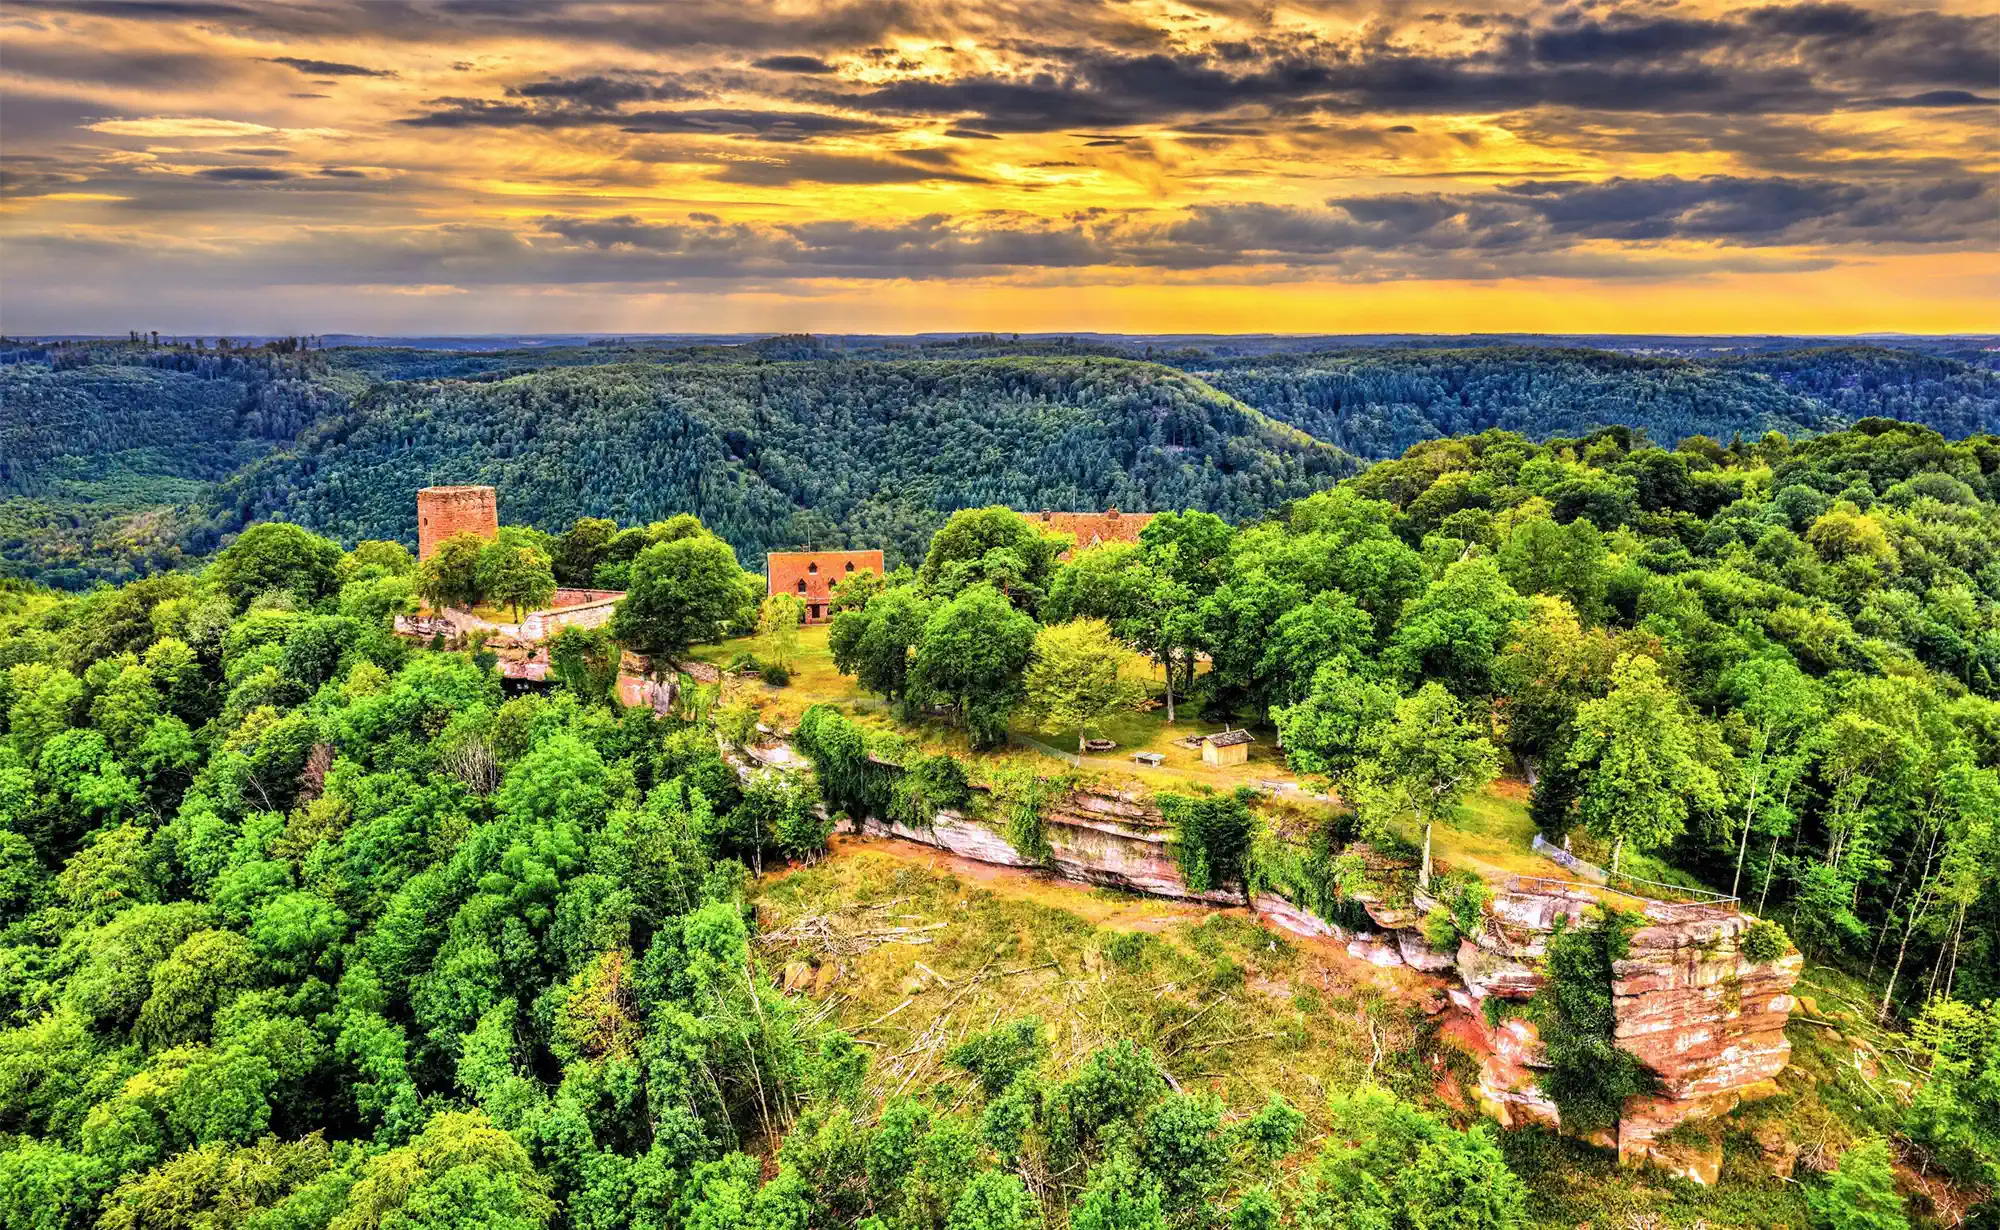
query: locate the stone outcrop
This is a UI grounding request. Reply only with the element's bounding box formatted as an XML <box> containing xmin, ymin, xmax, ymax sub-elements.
<box><xmin>735</xmin><ymin>734</ymin><xmax>1798</xmax><ymax>1181</ymax></box>
<box><xmin>1610</xmin><ymin>909</ymin><xmax>1802</xmax><ymax>1172</ymax></box>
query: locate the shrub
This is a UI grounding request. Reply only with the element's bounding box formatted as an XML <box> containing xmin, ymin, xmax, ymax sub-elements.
<box><xmin>1531</xmin><ymin>908</ymin><xmax>1659</xmax><ymax>1135</ymax></box>
<box><xmin>761</xmin><ymin>660</ymin><xmax>791</xmax><ymax>687</ymax></box>
<box><xmin>988</xmin><ymin>768</ymin><xmax>1067</xmax><ymax>865</ymax></box>
<box><xmin>1160</xmin><ymin>788</ymin><xmax>1258</xmax><ymax>900</ymax></box>
<box><xmin>795</xmin><ymin>704</ymin><xmax>893</xmax><ymax>819</ymax></box>
<box><xmin>1297</xmin><ymin>1086</ymin><xmax>1528</xmax><ymax>1230</ymax></box>
<box><xmin>889</xmin><ymin>753</ymin><xmax>972</xmax><ymax>830</ymax></box>
<box><xmin>948</xmin><ymin>1019</ymin><xmax>1047</xmax><ymax>1097</ymax></box>
<box><xmin>1807</xmin><ymin>1137</ymin><xmax>1909</xmax><ymax>1230</ymax></box>
<box><xmin>1741</xmin><ymin>918</ymin><xmax>1790</xmax><ymax>963</ymax></box>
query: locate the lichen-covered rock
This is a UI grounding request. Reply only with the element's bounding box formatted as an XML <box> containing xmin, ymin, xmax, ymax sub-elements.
<box><xmin>1612</xmin><ymin>911</ymin><xmax>1802</xmax><ymax>1101</ymax></box>
<box><xmin>1363</xmin><ymin>901</ymin><xmax>1424</xmax><ymax>930</ymax></box>
<box><xmin>1491</xmin><ymin>1016</ymin><xmax>1547</xmax><ymax>1068</ymax></box>
<box><xmin>1348</xmin><ymin>934</ymin><xmax>1406</xmax><ymax>967</ymax></box>
<box><xmin>1254</xmin><ymin>893</ymin><xmax>1348</xmax><ymax>941</ymax></box>
<box><xmin>1457</xmin><ymin>939</ymin><xmax>1544</xmax><ymax>999</ymax></box>
<box><xmin>1398</xmin><ymin>930</ymin><xmax>1458</xmax><ymax>972</ymax></box>
<box><xmin>1610</xmin><ymin>904</ymin><xmax>1798</xmax><ymax>1181</ymax></box>
<box><xmin>1478</xmin><ymin>1052</ymin><xmax>1561</xmax><ymax>1129</ymax></box>
<box><xmin>1751</xmin><ymin>1120</ymin><xmax>1800</xmax><ymax>1178</ymax></box>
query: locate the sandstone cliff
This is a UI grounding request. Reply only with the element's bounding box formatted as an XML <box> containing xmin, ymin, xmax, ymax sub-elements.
<box><xmin>733</xmin><ymin>738</ymin><xmax>1799</xmax><ymax>1181</ymax></box>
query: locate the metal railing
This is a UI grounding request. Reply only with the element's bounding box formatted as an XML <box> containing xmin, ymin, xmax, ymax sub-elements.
<box><xmin>1532</xmin><ymin>833</ymin><xmax>1607</xmax><ymax>883</ymax></box>
<box><xmin>1509</xmin><ymin>871</ymin><xmax>1739</xmax><ymax>910</ymax></box>
<box><xmin>1005</xmin><ymin>731</ymin><xmax>1083</xmax><ymax>768</ymax></box>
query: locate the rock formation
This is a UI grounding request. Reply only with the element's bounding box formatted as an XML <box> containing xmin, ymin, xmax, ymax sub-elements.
<box><xmin>732</xmin><ymin>736</ymin><xmax>1800</xmax><ymax>1181</ymax></box>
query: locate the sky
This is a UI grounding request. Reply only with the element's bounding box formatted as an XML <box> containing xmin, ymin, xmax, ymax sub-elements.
<box><xmin>0</xmin><ymin>0</ymin><xmax>1995</xmax><ymax>336</ymax></box>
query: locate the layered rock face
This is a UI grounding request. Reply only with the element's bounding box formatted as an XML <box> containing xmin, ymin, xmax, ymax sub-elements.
<box><xmin>1611</xmin><ymin>909</ymin><xmax>1803</xmax><ymax>1173</ymax></box>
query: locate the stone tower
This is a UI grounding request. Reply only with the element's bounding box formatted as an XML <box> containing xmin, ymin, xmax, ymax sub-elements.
<box><xmin>417</xmin><ymin>485</ymin><xmax>498</xmax><ymax>560</ymax></box>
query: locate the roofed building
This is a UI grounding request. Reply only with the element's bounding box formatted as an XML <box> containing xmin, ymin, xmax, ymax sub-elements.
<box><xmin>1024</xmin><ymin>508</ymin><xmax>1156</xmax><ymax>559</ymax></box>
<box><xmin>1201</xmin><ymin>728</ymin><xmax>1255</xmax><ymax>767</ymax></box>
<box><xmin>767</xmin><ymin>549</ymin><xmax>885</xmax><ymax>623</ymax></box>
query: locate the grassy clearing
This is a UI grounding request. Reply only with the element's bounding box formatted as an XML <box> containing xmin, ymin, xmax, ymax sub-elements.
<box><xmin>752</xmin><ymin>840</ymin><xmax>1444</xmax><ymax>1132</ymax></box>
<box><xmin>710</xmin><ymin>625</ymin><xmax>1725</xmax><ymax>908</ymax></box>
<box><xmin>752</xmin><ymin>838</ymin><xmax>1879</xmax><ymax>1229</ymax></box>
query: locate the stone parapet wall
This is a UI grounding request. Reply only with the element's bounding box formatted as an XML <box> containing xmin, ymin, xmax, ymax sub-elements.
<box><xmin>520</xmin><ymin>595</ymin><xmax>621</xmax><ymax>640</ymax></box>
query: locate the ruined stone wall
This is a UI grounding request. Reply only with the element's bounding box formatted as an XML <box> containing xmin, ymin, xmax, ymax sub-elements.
<box><xmin>417</xmin><ymin>485</ymin><xmax>498</xmax><ymax>560</ymax></box>
<box><xmin>519</xmin><ymin>595</ymin><xmax>621</xmax><ymax>640</ymax></box>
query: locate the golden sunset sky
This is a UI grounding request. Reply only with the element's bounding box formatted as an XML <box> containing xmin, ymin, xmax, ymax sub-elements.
<box><xmin>1</xmin><ymin>0</ymin><xmax>1995</xmax><ymax>335</ymax></box>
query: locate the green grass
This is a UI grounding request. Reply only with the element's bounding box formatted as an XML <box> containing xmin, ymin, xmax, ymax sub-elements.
<box><xmin>753</xmin><ymin>844</ymin><xmax>1442</xmax><ymax>1121</ymax></box>
<box><xmin>756</xmin><ymin>842</ymin><xmax>1872</xmax><ymax>1229</ymax></box>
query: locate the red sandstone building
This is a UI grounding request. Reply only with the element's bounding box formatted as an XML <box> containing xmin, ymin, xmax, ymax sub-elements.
<box><xmin>1025</xmin><ymin>508</ymin><xmax>1155</xmax><ymax>559</ymax></box>
<box><xmin>417</xmin><ymin>485</ymin><xmax>499</xmax><ymax>560</ymax></box>
<box><xmin>767</xmin><ymin>550</ymin><xmax>885</xmax><ymax>622</ymax></box>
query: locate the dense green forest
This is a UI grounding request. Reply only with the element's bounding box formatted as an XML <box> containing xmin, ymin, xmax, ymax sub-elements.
<box><xmin>2</xmin><ymin>415</ymin><xmax>1998</xmax><ymax>1230</ymax></box>
<box><xmin>212</xmin><ymin>357</ymin><xmax>1347</xmax><ymax>572</ymax></box>
<box><xmin>4</xmin><ymin>338</ymin><xmax>1999</xmax><ymax>589</ymax></box>
<box><xmin>1186</xmin><ymin>347</ymin><xmax>2000</xmax><ymax>459</ymax></box>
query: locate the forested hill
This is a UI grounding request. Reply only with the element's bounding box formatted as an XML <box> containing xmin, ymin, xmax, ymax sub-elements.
<box><xmin>1182</xmin><ymin>346</ymin><xmax>2000</xmax><ymax>459</ymax></box>
<box><xmin>5</xmin><ymin>337</ymin><xmax>1999</xmax><ymax>587</ymax></box>
<box><xmin>209</xmin><ymin>357</ymin><xmax>1349</xmax><ymax>568</ymax></box>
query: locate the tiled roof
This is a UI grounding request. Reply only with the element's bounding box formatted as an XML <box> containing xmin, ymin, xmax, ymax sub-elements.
<box><xmin>766</xmin><ymin>549</ymin><xmax>885</xmax><ymax>605</ymax></box>
<box><xmin>1021</xmin><ymin>508</ymin><xmax>1156</xmax><ymax>557</ymax></box>
<box><xmin>1205</xmin><ymin>729</ymin><xmax>1255</xmax><ymax>747</ymax></box>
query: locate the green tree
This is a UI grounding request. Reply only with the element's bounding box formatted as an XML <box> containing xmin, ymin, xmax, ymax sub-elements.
<box><xmin>909</xmin><ymin>585</ymin><xmax>1036</xmax><ymax>748</ymax></box>
<box><xmin>758</xmin><ymin>593</ymin><xmax>807</xmax><ymax>674</ymax></box>
<box><xmin>1022</xmin><ymin>619</ymin><xmax>1144</xmax><ymax>753</ymax></box>
<box><xmin>1070</xmin><ymin>1155</ymin><xmax>1165</xmax><ymax>1230</ymax></box>
<box><xmin>611</xmin><ymin>532</ymin><xmax>756</xmax><ymax>678</ymax></box>
<box><xmin>1565</xmin><ymin>653</ymin><xmax>1721</xmax><ymax>875</ymax></box>
<box><xmin>547</xmin><ymin>624</ymin><xmax>621</xmax><ymax>707</ymax></box>
<box><xmin>1806</xmin><ymin>1138</ymin><xmax>1908</xmax><ymax>1230</ymax></box>
<box><xmin>552</xmin><ymin>517</ymin><xmax>617</xmax><ymax>586</ymax></box>
<box><xmin>946</xmin><ymin>1170</ymin><xmax>1036</xmax><ymax>1230</ymax></box>
<box><xmin>827</xmin><ymin>567</ymin><xmax>885</xmax><ymax>615</ymax></box>
<box><xmin>1272</xmin><ymin>660</ymin><xmax>1397</xmax><ymax>784</ymax></box>
<box><xmin>1043</xmin><ymin>543</ymin><xmax>1151</xmax><ymax>630</ymax></box>
<box><xmin>330</xmin><ymin>1110</ymin><xmax>555</xmax><ymax>1230</ymax></box>
<box><xmin>1717</xmin><ymin>655</ymin><xmax>1823</xmax><ymax>900</ymax></box>
<box><xmin>477</xmin><ymin>541</ymin><xmax>556</xmax><ymax>623</ymax></box>
<box><xmin>1293</xmin><ymin>1086</ymin><xmax>1526</xmax><ymax>1230</ymax></box>
<box><xmin>209</xmin><ymin>523</ymin><xmax>344</xmax><ymax>612</ymax></box>
<box><xmin>1350</xmin><ymin>683</ymin><xmax>1501</xmax><ymax>879</ymax></box>
<box><xmin>920</xmin><ymin>507</ymin><xmax>1063</xmax><ymax>610</ymax></box>
<box><xmin>417</xmin><ymin>532</ymin><xmax>487</xmax><ymax>613</ymax></box>
<box><xmin>1384</xmin><ymin>559</ymin><xmax>1530</xmax><ymax>702</ymax></box>
<box><xmin>829</xmin><ymin>586</ymin><xmax>934</xmax><ymax>709</ymax></box>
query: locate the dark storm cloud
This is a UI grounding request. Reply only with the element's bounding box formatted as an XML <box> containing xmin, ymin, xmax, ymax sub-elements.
<box><xmin>509</xmin><ymin>73</ymin><xmax>703</xmax><ymax>108</ymax></box>
<box><xmin>3</xmin><ymin>45</ymin><xmax>234</xmax><ymax>89</ymax></box>
<box><xmin>10</xmin><ymin>0</ymin><xmax>933</xmax><ymax>55</ymax></box>
<box><xmin>505</xmin><ymin>172</ymin><xmax>1992</xmax><ymax>286</ymax></box>
<box><xmin>707</xmin><ymin>151</ymin><xmax>988</xmax><ymax>186</ymax></box>
<box><xmin>752</xmin><ymin>55</ymin><xmax>837</xmax><ymax>74</ymax></box>
<box><xmin>616</xmin><ymin>108</ymin><xmax>884</xmax><ymax>140</ymax></box>
<box><xmin>400</xmin><ymin>96</ymin><xmax>881</xmax><ymax>141</ymax></box>
<box><xmin>264</xmin><ymin>56</ymin><xmax>397</xmax><ymax>78</ymax></box>
<box><xmin>196</xmin><ymin>166</ymin><xmax>297</xmax><ymax>180</ymax></box>
<box><xmin>1171</xmin><ymin>175</ymin><xmax>1997</xmax><ymax>263</ymax></box>
<box><xmin>799</xmin><ymin>3</ymin><xmax>1999</xmax><ymax>132</ymax></box>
